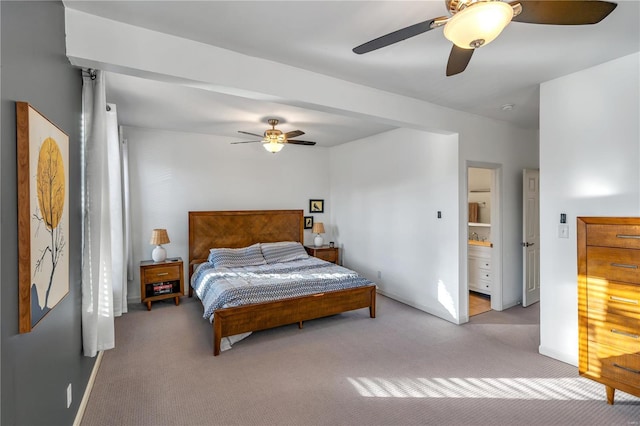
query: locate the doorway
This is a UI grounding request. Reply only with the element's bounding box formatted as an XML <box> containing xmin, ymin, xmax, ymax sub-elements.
<box><xmin>467</xmin><ymin>165</ymin><xmax>502</xmax><ymax>317</ymax></box>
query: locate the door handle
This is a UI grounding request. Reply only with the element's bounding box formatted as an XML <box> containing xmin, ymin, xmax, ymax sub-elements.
<box><xmin>521</xmin><ymin>242</ymin><xmax>535</xmax><ymax>247</ymax></box>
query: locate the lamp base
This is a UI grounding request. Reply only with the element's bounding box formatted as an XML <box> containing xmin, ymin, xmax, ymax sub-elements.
<box><xmin>314</xmin><ymin>235</ymin><xmax>324</xmax><ymax>247</ymax></box>
<box><xmin>152</xmin><ymin>245</ymin><xmax>167</xmax><ymax>262</ymax></box>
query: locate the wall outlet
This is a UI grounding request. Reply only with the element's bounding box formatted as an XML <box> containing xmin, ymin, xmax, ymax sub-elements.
<box><xmin>377</xmin><ymin>270</ymin><xmax>382</xmax><ymax>280</ymax></box>
<box><xmin>66</xmin><ymin>383</ymin><xmax>72</xmax><ymax>408</ymax></box>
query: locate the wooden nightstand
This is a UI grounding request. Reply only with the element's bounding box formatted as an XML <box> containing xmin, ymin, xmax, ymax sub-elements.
<box><xmin>305</xmin><ymin>245</ymin><xmax>340</xmax><ymax>265</ymax></box>
<box><xmin>140</xmin><ymin>257</ymin><xmax>184</xmax><ymax>311</ymax></box>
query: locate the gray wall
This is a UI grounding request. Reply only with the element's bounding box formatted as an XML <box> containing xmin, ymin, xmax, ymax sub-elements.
<box><xmin>1</xmin><ymin>1</ymin><xmax>95</xmax><ymax>424</ymax></box>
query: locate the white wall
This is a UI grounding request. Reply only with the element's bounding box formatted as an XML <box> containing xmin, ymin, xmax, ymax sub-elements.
<box><xmin>330</xmin><ymin>128</ymin><xmax>460</xmax><ymax>321</ymax></box>
<box><xmin>539</xmin><ymin>52</ymin><xmax>640</xmax><ymax>365</ymax></box>
<box><xmin>125</xmin><ymin>126</ymin><xmax>332</xmax><ymax>302</ymax></box>
<box><xmin>331</xmin><ymin>121</ymin><xmax>538</xmax><ymax>325</ymax></box>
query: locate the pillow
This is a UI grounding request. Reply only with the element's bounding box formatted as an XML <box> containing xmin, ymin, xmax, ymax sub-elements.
<box><xmin>207</xmin><ymin>243</ymin><xmax>266</xmax><ymax>268</ymax></box>
<box><xmin>261</xmin><ymin>241</ymin><xmax>309</xmax><ymax>264</ymax></box>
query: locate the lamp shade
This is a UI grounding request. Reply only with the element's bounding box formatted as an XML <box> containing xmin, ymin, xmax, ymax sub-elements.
<box><xmin>443</xmin><ymin>1</ymin><xmax>513</xmax><ymax>49</ymax></box>
<box><xmin>263</xmin><ymin>141</ymin><xmax>284</xmax><ymax>153</ymax></box>
<box><xmin>150</xmin><ymin>229</ymin><xmax>170</xmax><ymax>245</ymax></box>
<box><xmin>312</xmin><ymin>223</ymin><xmax>325</xmax><ymax>234</ymax></box>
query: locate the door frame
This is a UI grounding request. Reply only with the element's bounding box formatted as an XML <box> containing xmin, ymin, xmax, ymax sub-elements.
<box><xmin>464</xmin><ymin>162</ymin><xmax>503</xmax><ymax>319</ymax></box>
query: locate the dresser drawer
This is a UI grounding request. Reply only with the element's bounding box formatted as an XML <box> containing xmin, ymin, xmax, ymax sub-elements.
<box><xmin>586</xmin><ymin>246</ymin><xmax>640</xmax><ymax>285</ymax></box>
<box><xmin>143</xmin><ymin>265</ymin><xmax>181</xmax><ymax>284</ymax></box>
<box><xmin>588</xmin><ymin>342</ymin><xmax>640</xmax><ymax>389</ymax></box>
<box><xmin>477</xmin><ymin>259</ymin><xmax>491</xmax><ymax>271</ymax></box>
<box><xmin>587</xmin><ymin>312</ymin><xmax>640</xmax><ymax>353</ymax></box>
<box><xmin>587</xmin><ymin>224</ymin><xmax>640</xmax><ymax>249</ymax></box>
<box><xmin>587</xmin><ymin>280</ymin><xmax>640</xmax><ymax>319</ymax></box>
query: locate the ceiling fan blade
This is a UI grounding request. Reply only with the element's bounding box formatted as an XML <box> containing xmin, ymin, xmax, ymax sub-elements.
<box><xmin>284</xmin><ymin>130</ymin><xmax>305</xmax><ymax>139</ymax></box>
<box><xmin>511</xmin><ymin>1</ymin><xmax>617</xmax><ymax>25</ymax></box>
<box><xmin>446</xmin><ymin>45</ymin><xmax>474</xmax><ymax>77</ymax></box>
<box><xmin>353</xmin><ymin>17</ymin><xmax>445</xmax><ymax>54</ymax></box>
<box><xmin>231</xmin><ymin>140</ymin><xmax>261</xmax><ymax>145</ymax></box>
<box><xmin>238</xmin><ymin>130</ymin><xmax>264</xmax><ymax>138</ymax></box>
<box><xmin>287</xmin><ymin>140</ymin><xmax>316</xmax><ymax>146</ymax></box>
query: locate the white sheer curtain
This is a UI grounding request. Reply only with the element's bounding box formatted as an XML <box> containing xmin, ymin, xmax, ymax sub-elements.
<box><xmin>81</xmin><ymin>69</ymin><xmax>129</xmax><ymax>357</ymax></box>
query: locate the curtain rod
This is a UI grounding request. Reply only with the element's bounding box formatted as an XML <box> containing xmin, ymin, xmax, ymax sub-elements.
<box><xmin>81</xmin><ymin>68</ymin><xmax>97</xmax><ymax>80</ymax></box>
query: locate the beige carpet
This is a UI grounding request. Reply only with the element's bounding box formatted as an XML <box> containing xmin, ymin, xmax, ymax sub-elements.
<box><xmin>80</xmin><ymin>295</ymin><xmax>640</xmax><ymax>426</ymax></box>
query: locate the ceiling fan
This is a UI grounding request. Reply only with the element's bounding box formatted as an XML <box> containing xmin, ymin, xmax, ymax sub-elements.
<box><xmin>352</xmin><ymin>0</ymin><xmax>617</xmax><ymax>76</ymax></box>
<box><xmin>232</xmin><ymin>118</ymin><xmax>317</xmax><ymax>153</ymax></box>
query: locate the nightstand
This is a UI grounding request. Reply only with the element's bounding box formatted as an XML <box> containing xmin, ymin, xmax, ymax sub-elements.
<box><xmin>305</xmin><ymin>245</ymin><xmax>340</xmax><ymax>265</ymax></box>
<box><xmin>139</xmin><ymin>257</ymin><xmax>184</xmax><ymax>311</ymax></box>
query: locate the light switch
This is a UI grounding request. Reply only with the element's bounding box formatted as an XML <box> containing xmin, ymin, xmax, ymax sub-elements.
<box><xmin>559</xmin><ymin>225</ymin><xmax>569</xmax><ymax>238</ymax></box>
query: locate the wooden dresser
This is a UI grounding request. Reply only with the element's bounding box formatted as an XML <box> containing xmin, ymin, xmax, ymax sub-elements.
<box><xmin>577</xmin><ymin>217</ymin><xmax>640</xmax><ymax>404</ymax></box>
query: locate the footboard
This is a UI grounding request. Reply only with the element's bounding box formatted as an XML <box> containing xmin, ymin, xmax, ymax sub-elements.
<box><xmin>212</xmin><ymin>285</ymin><xmax>376</xmax><ymax>356</ymax></box>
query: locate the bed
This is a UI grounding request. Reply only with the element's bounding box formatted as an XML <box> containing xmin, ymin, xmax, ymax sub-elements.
<box><xmin>188</xmin><ymin>209</ymin><xmax>377</xmax><ymax>356</ymax></box>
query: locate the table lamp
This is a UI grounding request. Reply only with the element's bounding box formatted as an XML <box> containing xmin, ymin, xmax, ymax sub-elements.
<box><xmin>312</xmin><ymin>222</ymin><xmax>325</xmax><ymax>247</ymax></box>
<box><xmin>150</xmin><ymin>228</ymin><xmax>170</xmax><ymax>262</ymax></box>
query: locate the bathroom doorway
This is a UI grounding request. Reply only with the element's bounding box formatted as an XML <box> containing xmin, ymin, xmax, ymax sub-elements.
<box><xmin>467</xmin><ymin>166</ymin><xmax>497</xmax><ymax>317</ymax></box>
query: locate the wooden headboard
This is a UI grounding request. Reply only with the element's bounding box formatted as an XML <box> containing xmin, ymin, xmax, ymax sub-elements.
<box><xmin>188</xmin><ymin>209</ymin><xmax>304</xmax><ymax>269</ymax></box>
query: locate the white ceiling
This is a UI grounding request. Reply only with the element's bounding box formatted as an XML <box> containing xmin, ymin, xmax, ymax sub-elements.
<box><xmin>65</xmin><ymin>1</ymin><xmax>640</xmax><ymax>146</ymax></box>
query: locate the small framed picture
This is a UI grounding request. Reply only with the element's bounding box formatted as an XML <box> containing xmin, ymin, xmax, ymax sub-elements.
<box><xmin>304</xmin><ymin>216</ymin><xmax>314</xmax><ymax>230</ymax></box>
<box><xmin>309</xmin><ymin>199</ymin><xmax>324</xmax><ymax>213</ymax></box>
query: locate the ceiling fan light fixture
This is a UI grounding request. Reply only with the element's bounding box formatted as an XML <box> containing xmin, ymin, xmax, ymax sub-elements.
<box><xmin>263</xmin><ymin>141</ymin><xmax>284</xmax><ymax>153</ymax></box>
<box><xmin>444</xmin><ymin>1</ymin><xmax>513</xmax><ymax>49</ymax></box>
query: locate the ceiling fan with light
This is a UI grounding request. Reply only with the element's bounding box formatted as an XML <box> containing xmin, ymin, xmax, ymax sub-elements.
<box><xmin>232</xmin><ymin>118</ymin><xmax>317</xmax><ymax>153</ymax></box>
<box><xmin>353</xmin><ymin>0</ymin><xmax>617</xmax><ymax>76</ymax></box>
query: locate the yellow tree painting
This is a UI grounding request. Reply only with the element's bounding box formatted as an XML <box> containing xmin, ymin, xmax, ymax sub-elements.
<box><xmin>17</xmin><ymin>102</ymin><xmax>69</xmax><ymax>333</ymax></box>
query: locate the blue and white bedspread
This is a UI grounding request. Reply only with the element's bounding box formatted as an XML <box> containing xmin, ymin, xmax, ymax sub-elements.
<box><xmin>191</xmin><ymin>257</ymin><xmax>374</xmax><ymax>323</ymax></box>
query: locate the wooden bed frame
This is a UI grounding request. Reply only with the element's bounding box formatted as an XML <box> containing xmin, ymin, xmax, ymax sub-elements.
<box><xmin>188</xmin><ymin>209</ymin><xmax>376</xmax><ymax>356</ymax></box>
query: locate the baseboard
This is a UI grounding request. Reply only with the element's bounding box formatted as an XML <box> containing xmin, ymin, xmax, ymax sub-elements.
<box><xmin>376</xmin><ymin>289</ymin><xmax>462</xmax><ymax>324</ymax></box>
<box><xmin>73</xmin><ymin>350</ymin><xmax>104</xmax><ymax>426</ymax></box>
<box><xmin>538</xmin><ymin>344</ymin><xmax>577</xmax><ymax>367</ymax></box>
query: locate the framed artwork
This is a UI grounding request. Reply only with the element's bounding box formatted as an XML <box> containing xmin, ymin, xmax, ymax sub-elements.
<box><xmin>304</xmin><ymin>216</ymin><xmax>314</xmax><ymax>229</ymax></box>
<box><xmin>17</xmin><ymin>102</ymin><xmax>70</xmax><ymax>333</ymax></box>
<box><xmin>309</xmin><ymin>199</ymin><xmax>324</xmax><ymax>213</ymax></box>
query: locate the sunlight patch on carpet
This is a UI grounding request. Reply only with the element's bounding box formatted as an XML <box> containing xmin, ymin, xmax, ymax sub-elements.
<box><xmin>347</xmin><ymin>377</ymin><xmax>637</xmax><ymax>401</ymax></box>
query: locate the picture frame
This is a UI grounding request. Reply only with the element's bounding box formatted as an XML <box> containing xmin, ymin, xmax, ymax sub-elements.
<box><xmin>17</xmin><ymin>102</ymin><xmax>70</xmax><ymax>333</ymax></box>
<box><xmin>309</xmin><ymin>199</ymin><xmax>324</xmax><ymax>213</ymax></box>
<box><xmin>304</xmin><ymin>216</ymin><xmax>314</xmax><ymax>230</ymax></box>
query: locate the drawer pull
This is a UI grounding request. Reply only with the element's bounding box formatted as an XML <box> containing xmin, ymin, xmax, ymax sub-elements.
<box><xmin>610</xmin><ymin>329</ymin><xmax>640</xmax><ymax>339</ymax></box>
<box><xmin>610</xmin><ymin>263</ymin><xmax>638</xmax><ymax>269</ymax></box>
<box><xmin>613</xmin><ymin>363</ymin><xmax>640</xmax><ymax>375</ymax></box>
<box><xmin>609</xmin><ymin>296</ymin><xmax>639</xmax><ymax>305</ymax></box>
<box><xmin>616</xmin><ymin>234</ymin><xmax>640</xmax><ymax>239</ymax></box>
<box><xmin>156</xmin><ymin>272</ymin><xmax>169</xmax><ymax>276</ymax></box>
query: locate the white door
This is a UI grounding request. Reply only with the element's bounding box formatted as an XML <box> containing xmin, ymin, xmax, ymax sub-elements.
<box><xmin>522</xmin><ymin>169</ymin><xmax>540</xmax><ymax>307</ymax></box>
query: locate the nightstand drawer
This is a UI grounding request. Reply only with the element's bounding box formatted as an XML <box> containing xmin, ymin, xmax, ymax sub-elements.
<box><xmin>315</xmin><ymin>250</ymin><xmax>337</xmax><ymax>263</ymax></box>
<box><xmin>143</xmin><ymin>265</ymin><xmax>180</xmax><ymax>284</ymax></box>
<box><xmin>305</xmin><ymin>246</ymin><xmax>340</xmax><ymax>265</ymax></box>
